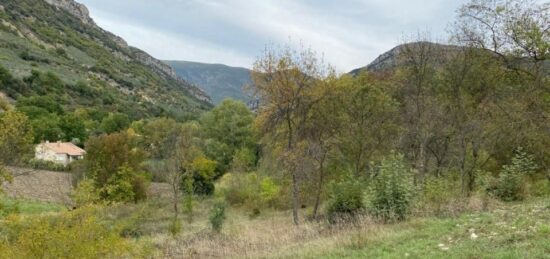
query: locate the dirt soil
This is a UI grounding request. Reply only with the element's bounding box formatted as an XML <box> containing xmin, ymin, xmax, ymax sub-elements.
<box><xmin>2</xmin><ymin>167</ymin><xmax>171</xmax><ymax>205</ymax></box>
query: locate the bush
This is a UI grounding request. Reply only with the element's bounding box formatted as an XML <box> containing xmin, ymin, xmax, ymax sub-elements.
<box><xmin>326</xmin><ymin>174</ymin><xmax>365</xmax><ymax>223</ymax></box>
<box><xmin>169</xmin><ymin>219</ymin><xmax>182</xmax><ymax>236</ymax></box>
<box><xmin>27</xmin><ymin>158</ymin><xmax>69</xmax><ymax>172</ymax></box>
<box><xmin>530</xmin><ymin>179</ymin><xmax>550</xmax><ymax>197</ymax></box>
<box><xmin>369</xmin><ymin>153</ymin><xmax>415</xmax><ymax>222</ymax></box>
<box><xmin>493</xmin><ymin>148</ymin><xmax>537</xmax><ymax>201</ymax></box>
<box><xmin>0</xmin><ymin>207</ymin><xmax>148</xmax><ymax>258</ymax></box>
<box><xmin>72</xmin><ymin>179</ymin><xmax>101</xmax><ymax>206</ymax></box>
<box><xmin>209</xmin><ymin>201</ymin><xmax>226</xmax><ymax>233</ymax></box>
<box><xmin>419</xmin><ymin>175</ymin><xmax>455</xmax><ymax>215</ymax></box>
<box><xmin>218</xmin><ymin>173</ymin><xmax>280</xmax><ymax>212</ymax></box>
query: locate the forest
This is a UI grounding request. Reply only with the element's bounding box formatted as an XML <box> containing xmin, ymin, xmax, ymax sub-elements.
<box><xmin>0</xmin><ymin>0</ymin><xmax>549</xmax><ymax>258</ymax></box>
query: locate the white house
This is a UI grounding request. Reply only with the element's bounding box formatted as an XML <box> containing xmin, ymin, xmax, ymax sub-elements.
<box><xmin>35</xmin><ymin>141</ymin><xmax>86</xmax><ymax>166</ymax></box>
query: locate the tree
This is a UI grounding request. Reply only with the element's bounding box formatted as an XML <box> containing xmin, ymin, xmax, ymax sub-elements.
<box><xmin>0</xmin><ymin>110</ymin><xmax>34</xmax><ymax>165</ymax></box>
<box><xmin>165</xmin><ymin>122</ymin><xmax>203</xmax><ymax>221</ymax></box>
<box><xmin>100</xmin><ymin>112</ymin><xmax>130</xmax><ymax>133</ymax></box>
<box><xmin>30</xmin><ymin>114</ymin><xmax>62</xmax><ymax>143</ymax></box>
<box><xmin>141</xmin><ymin>117</ymin><xmax>180</xmax><ymax>159</ymax></box>
<box><xmin>335</xmin><ymin>73</ymin><xmax>399</xmax><ymax>176</ymax></box>
<box><xmin>200</xmin><ymin>99</ymin><xmax>256</xmax><ymax>173</ymax></box>
<box><xmin>84</xmin><ymin>132</ymin><xmax>147</xmax><ymax>202</ymax></box>
<box><xmin>453</xmin><ymin>0</ymin><xmax>550</xmax><ymax>189</ymax></box>
<box><xmin>251</xmin><ymin>45</ymin><xmax>331</xmax><ymax>225</ymax></box>
<box><xmin>59</xmin><ymin>113</ymin><xmax>87</xmax><ymax>143</ymax></box>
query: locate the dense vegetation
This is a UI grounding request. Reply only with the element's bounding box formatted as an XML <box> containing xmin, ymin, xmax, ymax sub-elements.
<box><xmin>0</xmin><ymin>0</ymin><xmax>548</xmax><ymax>257</ymax></box>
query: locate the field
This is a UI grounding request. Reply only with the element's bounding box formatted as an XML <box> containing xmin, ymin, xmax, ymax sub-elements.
<box><xmin>2</xmin><ymin>194</ymin><xmax>548</xmax><ymax>258</ymax></box>
<box><xmin>2</xmin><ymin>170</ymin><xmax>549</xmax><ymax>258</ymax></box>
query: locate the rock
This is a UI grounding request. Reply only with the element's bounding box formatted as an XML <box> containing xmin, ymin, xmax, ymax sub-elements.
<box><xmin>43</xmin><ymin>0</ymin><xmax>95</xmax><ymax>25</ymax></box>
<box><xmin>470</xmin><ymin>232</ymin><xmax>478</xmax><ymax>239</ymax></box>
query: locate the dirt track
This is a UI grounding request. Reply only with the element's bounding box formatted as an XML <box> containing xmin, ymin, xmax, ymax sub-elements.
<box><xmin>2</xmin><ymin>167</ymin><xmax>171</xmax><ymax>205</ymax></box>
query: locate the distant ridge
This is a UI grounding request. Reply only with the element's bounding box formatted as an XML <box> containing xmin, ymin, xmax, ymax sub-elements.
<box><xmin>165</xmin><ymin>60</ymin><xmax>252</xmax><ymax>104</ymax></box>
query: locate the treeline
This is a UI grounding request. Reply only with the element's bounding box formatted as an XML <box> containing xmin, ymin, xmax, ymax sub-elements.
<box><xmin>247</xmin><ymin>0</ymin><xmax>549</xmax><ymax>223</ymax></box>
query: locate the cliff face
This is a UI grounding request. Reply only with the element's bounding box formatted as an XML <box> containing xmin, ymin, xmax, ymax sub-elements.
<box><xmin>42</xmin><ymin>0</ymin><xmax>210</xmax><ymax>103</ymax></box>
<box><xmin>43</xmin><ymin>0</ymin><xmax>95</xmax><ymax>25</ymax></box>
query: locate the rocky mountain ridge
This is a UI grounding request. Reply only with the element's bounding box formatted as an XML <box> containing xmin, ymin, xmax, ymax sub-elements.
<box><xmin>42</xmin><ymin>0</ymin><xmax>210</xmax><ymax>103</ymax></box>
<box><xmin>165</xmin><ymin>60</ymin><xmax>252</xmax><ymax>104</ymax></box>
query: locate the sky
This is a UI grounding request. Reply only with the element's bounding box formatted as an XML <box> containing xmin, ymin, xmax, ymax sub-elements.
<box><xmin>78</xmin><ymin>0</ymin><xmax>469</xmax><ymax>72</ymax></box>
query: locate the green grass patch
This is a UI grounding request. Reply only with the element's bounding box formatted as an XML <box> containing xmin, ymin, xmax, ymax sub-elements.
<box><xmin>0</xmin><ymin>197</ymin><xmax>65</xmax><ymax>216</ymax></box>
<box><xmin>289</xmin><ymin>198</ymin><xmax>550</xmax><ymax>259</ymax></box>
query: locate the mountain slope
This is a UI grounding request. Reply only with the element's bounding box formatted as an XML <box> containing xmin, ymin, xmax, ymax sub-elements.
<box><xmin>165</xmin><ymin>60</ymin><xmax>252</xmax><ymax>104</ymax></box>
<box><xmin>0</xmin><ymin>0</ymin><xmax>211</xmax><ymax>120</ymax></box>
<box><xmin>350</xmin><ymin>42</ymin><xmax>462</xmax><ymax>74</ymax></box>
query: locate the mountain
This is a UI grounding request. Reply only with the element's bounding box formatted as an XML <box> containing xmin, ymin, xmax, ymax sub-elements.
<box><xmin>0</xmin><ymin>0</ymin><xmax>211</xmax><ymax>120</ymax></box>
<box><xmin>350</xmin><ymin>42</ymin><xmax>462</xmax><ymax>74</ymax></box>
<box><xmin>164</xmin><ymin>60</ymin><xmax>252</xmax><ymax>104</ymax></box>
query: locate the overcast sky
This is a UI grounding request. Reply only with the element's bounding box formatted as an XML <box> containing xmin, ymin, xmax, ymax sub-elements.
<box><xmin>78</xmin><ymin>0</ymin><xmax>469</xmax><ymax>72</ymax></box>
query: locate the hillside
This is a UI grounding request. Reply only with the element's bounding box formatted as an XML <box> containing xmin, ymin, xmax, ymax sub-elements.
<box><xmin>165</xmin><ymin>60</ymin><xmax>252</xmax><ymax>104</ymax></box>
<box><xmin>0</xmin><ymin>0</ymin><xmax>211</xmax><ymax>120</ymax></box>
<box><xmin>350</xmin><ymin>41</ymin><xmax>462</xmax><ymax>74</ymax></box>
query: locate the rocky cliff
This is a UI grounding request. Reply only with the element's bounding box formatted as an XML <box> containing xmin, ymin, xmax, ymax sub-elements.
<box><xmin>42</xmin><ymin>0</ymin><xmax>210</xmax><ymax>103</ymax></box>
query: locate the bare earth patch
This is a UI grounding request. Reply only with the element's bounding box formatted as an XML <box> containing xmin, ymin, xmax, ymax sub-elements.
<box><xmin>2</xmin><ymin>167</ymin><xmax>172</xmax><ymax>205</ymax></box>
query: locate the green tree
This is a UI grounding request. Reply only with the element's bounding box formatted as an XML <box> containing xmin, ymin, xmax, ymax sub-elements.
<box><xmin>201</xmin><ymin>99</ymin><xmax>255</xmax><ymax>173</ymax></box>
<box><xmin>60</xmin><ymin>113</ymin><xmax>87</xmax><ymax>143</ymax></box>
<box><xmin>84</xmin><ymin>132</ymin><xmax>148</xmax><ymax>202</ymax></box>
<box><xmin>30</xmin><ymin>114</ymin><xmax>62</xmax><ymax>142</ymax></box>
<box><xmin>141</xmin><ymin>117</ymin><xmax>180</xmax><ymax>159</ymax></box>
<box><xmin>0</xmin><ymin>110</ymin><xmax>34</xmax><ymax>165</ymax></box>
<box><xmin>100</xmin><ymin>112</ymin><xmax>130</xmax><ymax>133</ymax></box>
<box><xmin>335</xmin><ymin>73</ymin><xmax>399</xmax><ymax>176</ymax></box>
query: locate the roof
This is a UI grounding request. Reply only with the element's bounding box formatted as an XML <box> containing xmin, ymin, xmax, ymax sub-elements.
<box><xmin>39</xmin><ymin>142</ymin><xmax>85</xmax><ymax>156</ymax></box>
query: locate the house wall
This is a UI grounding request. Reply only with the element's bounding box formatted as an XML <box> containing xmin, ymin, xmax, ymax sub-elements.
<box><xmin>35</xmin><ymin>145</ymin><xmax>69</xmax><ymax>165</ymax></box>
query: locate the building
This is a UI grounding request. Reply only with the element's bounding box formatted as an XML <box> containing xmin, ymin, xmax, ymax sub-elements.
<box><xmin>35</xmin><ymin>141</ymin><xmax>86</xmax><ymax>166</ymax></box>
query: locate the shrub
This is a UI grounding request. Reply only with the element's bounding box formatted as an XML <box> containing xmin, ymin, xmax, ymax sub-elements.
<box><xmin>419</xmin><ymin>175</ymin><xmax>455</xmax><ymax>215</ymax></box>
<box><xmin>0</xmin><ymin>207</ymin><xmax>148</xmax><ymax>258</ymax></box>
<box><xmin>72</xmin><ymin>179</ymin><xmax>101</xmax><ymax>206</ymax></box>
<box><xmin>218</xmin><ymin>173</ymin><xmax>280</xmax><ymax>212</ymax></box>
<box><xmin>369</xmin><ymin>153</ymin><xmax>415</xmax><ymax>222</ymax></box>
<box><xmin>27</xmin><ymin>158</ymin><xmax>69</xmax><ymax>172</ymax></box>
<box><xmin>169</xmin><ymin>219</ymin><xmax>182</xmax><ymax>236</ymax></box>
<box><xmin>530</xmin><ymin>179</ymin><xmax>550</xmax><ymax>197</ymax></box>
<box><xmin>326</xmin><ymin>174</ymin><xmax>365</xmax><ymax>223</ymax></box>
<box><xmin>494</xmin><ymin>148</ymin><xmax>537</xmax><ymax>201</ymax></box>
<box><xmin>209</xmin><ymin>201</ymin><xmax>227</xmax><ymax>233</ymax></box>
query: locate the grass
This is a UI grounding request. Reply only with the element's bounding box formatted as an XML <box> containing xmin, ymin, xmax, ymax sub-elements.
<box><xmin>2</xmin><ymin>192</ymin><xmax>548</xmax><ymax>258</ymax></box>
<box><xmin>0</xmin><ymin>196</ymin><xmax>65</xmax><ymax>215</ymax></box>
<box><xmin>144</xmin><ymin>196</ymin><xmax>550</xmax><ymax>258</ymax></box>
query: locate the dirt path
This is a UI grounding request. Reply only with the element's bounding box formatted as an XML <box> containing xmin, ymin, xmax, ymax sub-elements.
<box><xmin>2</xmin><ymin>167</ymin><xmax>171</xmax><ymax>205</ymax></box>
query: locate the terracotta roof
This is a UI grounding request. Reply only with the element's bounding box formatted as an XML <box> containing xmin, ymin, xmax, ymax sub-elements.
<box><xmin>40</xmin><ymin>142</ymin><xmax>85</xmax><ymax>156</ymax></box>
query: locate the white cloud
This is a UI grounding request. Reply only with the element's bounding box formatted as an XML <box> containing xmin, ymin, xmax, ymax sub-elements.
<box><xmin>92</xmin><ymin>15</ymin><xmax>254</xmax><ymax>67</ymax></box>
<box><xmin>81</xmin><ymin>0</ymin><xmax>468</xmax><ymax>71</ymax></box>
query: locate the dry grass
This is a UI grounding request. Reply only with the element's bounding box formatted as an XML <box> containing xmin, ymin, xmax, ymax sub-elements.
<box><xmin>148</xmin><ymin>194</ymin><xmax>503</xmax><ymax>258</ymax></box>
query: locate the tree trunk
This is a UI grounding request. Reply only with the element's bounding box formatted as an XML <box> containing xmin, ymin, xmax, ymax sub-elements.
<box><xmin>312</xmin><ymin>157</ymin><xmax>325</xmax><ymax>218</ymax></box>
<box><xmin>286</xmin><ymin>115</ymin><xmax>300</xmax><ymax>225</ymax></box>
<box><xmin>291</xmin><ymin>171</ymin><xmax>299</xmax><ymax>225</ymax></box>
<box><xmin>172</xmin><ymin>180</ymin><xmax>179</xmax><ymax>220</ymax></box>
